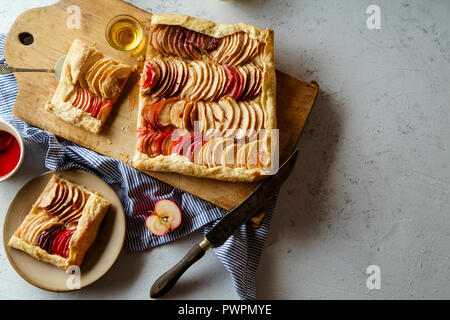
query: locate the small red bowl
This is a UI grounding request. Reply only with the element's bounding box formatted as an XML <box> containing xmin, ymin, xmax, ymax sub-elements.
<box><xmin>0</xmin><ymin>119</ymin><xmax>24</xmax><ymax>182</ymax></box>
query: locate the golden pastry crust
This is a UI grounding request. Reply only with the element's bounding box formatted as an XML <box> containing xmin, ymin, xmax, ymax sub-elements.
<box><xmin>8</xmin><ymin>175</ymin><xmax>110</xmax><ymax>270</ymax></box>
<box><xmin>134</xmin><ymin>15</ymin><xmax>277</xmax><ymax>182</ymax></box>
<box><xmin>45</xmin><ymin>39</ymin><xmax>133</xmax><ymax>134</ymax></box>
<box><xmin>151</xmin><ymin>14</ymin><xmax>267</xmax><ymax>41</ymax></box>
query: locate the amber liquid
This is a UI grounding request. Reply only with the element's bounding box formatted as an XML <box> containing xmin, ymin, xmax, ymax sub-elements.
<box><xmin>107</xmin><ymin>18</ymin><xmax>142</xmax><ymax>51</ymax></box>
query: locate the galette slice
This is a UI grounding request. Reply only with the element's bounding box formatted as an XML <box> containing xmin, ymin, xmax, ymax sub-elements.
<box><xmin>8</xmin><ymin>175</ymin><xmax>110</xmax><ymax>270</ymax></box>
<box><xmin>45</xmin><ymin>39</ymin><xmax>134</xmax><ymax>134</ymax></box>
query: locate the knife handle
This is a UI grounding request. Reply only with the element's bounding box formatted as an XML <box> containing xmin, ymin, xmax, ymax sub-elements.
<box><xmin>150</xmin><ymin>239</ymin><xmax>212</xmax><ymax>298</ymax></box>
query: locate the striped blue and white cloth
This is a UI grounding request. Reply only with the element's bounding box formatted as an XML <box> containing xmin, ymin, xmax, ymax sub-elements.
<box><xmin>0</xmin><ymin>33</ymin><xmax>276</xmax><ymax>300</ymax></box>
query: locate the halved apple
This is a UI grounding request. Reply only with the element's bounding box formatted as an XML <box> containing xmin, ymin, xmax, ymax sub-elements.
<box><xmin>146</xmin><ymin>199</ymin><xmax>182</xmax><ymax>237</ymax></box>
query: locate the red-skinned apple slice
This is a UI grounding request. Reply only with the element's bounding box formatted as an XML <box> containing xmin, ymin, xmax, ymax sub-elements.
<box><xmin>90</xmin><ymin>97</ymin><xmax>104</xmax><ymax>118</ymax></box>
<box><xmin>140</xmin><ymin>61</ymin><xmax>159</xmax><ymax>90</ymax></box>
<box><xmin>161</xmin><ymin>131</ymin><xmax>174</xmax><ymax>156</ymax></box>
<box><xmin>173</xmin><ymin>135</ymin><xmax>194</xmax><ymax>157</ymax></box>
<box><xmin>156</xmin><ymin>98</ymin><xmax>177</xmax><ymax>129</ymax></box>
<box><xmin>77</xmin><ymin>89</ymin><xmax>87</xmax><ymax>111</ymax></box>
<box><xmin>146</xmin><ymin>199</ymin><xmax>182</xmax><ymax>236</ymax></box>
<box><xmin>233</xmin><ymin>67</ymin><xmax>246</xmax><ymax>100</ymax></box>
<box><xmin>187</xmin><ymin>140</ymin><xmax>205</xmax><ymax>163</ymax></box>
<box><xmin>96</xmin><ymin>101</ymin><xmax>113</xmax><ymax>122</ymax></box>
<box><xmin>72</xmin><ymin>89</ymin><xmax>81</xmax><ymax>109</ymax></box>
<box><xmin>52</xmin><ymin>229</ymin><xmax>75</xmax><ymax>258</ymax></box>
<box><xmin>223</xmin><ymin>65</ymin><xmax>235</xmax><ymax>96</ymax></box>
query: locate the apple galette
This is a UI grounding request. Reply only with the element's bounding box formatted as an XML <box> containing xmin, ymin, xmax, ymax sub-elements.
<box><xmin>8</xmin><ymin>175</ymin><xmax>110</xmax><ymax>270</ymax></box>
<box><xmin>134</xmin><ymin>14</ymin><xmax>277</xmax><ymax>182</ymax></box>
<box><xmin>45</xmin><ymin>39</ymin><xmax>133</xmax><ymax>134</ymax></box>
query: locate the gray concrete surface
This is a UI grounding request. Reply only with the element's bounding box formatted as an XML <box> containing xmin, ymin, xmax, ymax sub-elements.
<box><xmin>0</xmin><ymin>0</ymin><xmax>449</xmax><ymax>299</ymax></box>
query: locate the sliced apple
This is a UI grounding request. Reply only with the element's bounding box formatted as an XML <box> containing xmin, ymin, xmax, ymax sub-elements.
<box><xmin>182</xmin><ymin>101</ymin><xmax>195</xmax><ymax>131</ymax></box>
<box><xmin>235</xmin><ymin>101</ymin><xmax>250</xmax><ymax>139</ymax></box>
<box><xmin>234</xmin><ymin>67</ymin><xmax>246</xmax><ymax>100</ymax></box>
<box><xmin>246</xmin><ymin>140</ymin><xmax>262</xmax><ymax>169</ymax></box>
<box><xmin>203</xmin><ymin>102</ymin><xmax>216</xmax><ymax>138</ymax></box>
<box><xmin>221</xmin><ymin>33</ymin><xmax>240</xmax><ymax>65</ymax></box>
<box><xmin>47</xmin><ymin>183</ymin><xmax>68</xmax><ymax>215</ymax></box>
<box><xmin>188</xmin><ymin>61</ymin><xmax>205</xmax><ymax>100</ymax></box>
<box><xmin>170</xmin><ymin>100</ymin><xmax>186</xmax><ymax>128</ymax></box>
<box><xmin>150</xmin><ymin>58</ymin><xmax>168</xmax><ymax>97</ymax></box>
<box><xmin>187</xmin><ymin>140</ymin><xmax>205</xmax><ymax>163</ymax></box>
<box><xmin>52</xmin><ymin>229</ymin><xmax>75</xmax><ymax>258</ymax></box>
<box><xmin>161</xmin><ymin>131</ymin><xmax>174</xmax><ymax>156</ymax></box>
<box><xmin>90</xmin><ymin>97</ymin><xmax>105</xmax><ymax>118</ymax></box>
<box><xmin>96</xmin><ymin>101</ymin><xmax>114</xmax><ymax>122</ymax></box>
<box><xmin>156</xmin><ymin>98</ymin><xmax>178</xmax><ymax>129</ymax></box>
<box><xmin>201</xmin><ymin>139</ymin><xmax>216</xmax><ymax>167</ymax></box>
<box><xmin>221</xmin><ymin>143</ymin><xmax>239</xmax><ymax>168</ymax></box>
<box><xmin>251</xmin><ymin>101</ymin><xmax>265</xmax><ymax>135</ymax></box>
<box><xmin>77</xmin><ymin>52</ymin><xmax>104</xmax><ymax>89</ymax></box>
<box><xmin>38</xmin><ymin>183</ymin><xmax>59</xmax><ymax>209</ymax></box>
<box><xmin>140</xmin><ymin>60</ymin><xmax>160</xmax><ymax>91</ymax></box>
<box><xmin>172</xmin><ymin>134</ymin><xmax>193</xmax><ymax>157</ymax></box>
<box><xmin>237</xmin><ymin>143</ymin><xmax>252</xmax><ymax>168</ymax></box>
<box><xmin>100</xmin><ymin>64</ymin><xmax>132</xmax><ymax>100</ymax></box>
<box><xmin>218</xmin><ymin>97</ymin><xmax>235</xmax><ymax>134</ymax></box>
<box><xmin>224</xmin><ymin>97</ymin><xmax>242</xmax><ymax>138</ymax></box>
<box><xmin>51</xmin><ymin>184</ymin><xmax>74</xmax><ymax>216</ymax></box>
<box><xmin>85</xmin><ymin>58</ymin><xmax>108</xmax><ymax>92</ymax></box>
<box><xmin>180</xmin><ymin>63</ymin><xmax>197</xmax><ymax>99</ymax></box>
<box><xmin>150</xmin><ymin>25</ymin><xmax>161</xmax><ymax>51</ymax></box>
<box><xmin>212</xmin><ymin>138</ymin><xmax>234</xmax><ymax>167</ymax></box>
<box><xmin>91</xmin><ymin>60</ymin><xmax>115</xmax><ymax>97</ymax></box>
<box><xmin>208</xmin><ymin>102</ymin><xmax>225</xmax><ymax>132</ymax></box>
<box><xmin>211</xmin><ymin>34</ymin><xmax>229</xmax><ymax>62</ymax></box>
<box><xmin>232</xmin><ymin>33</ymin><xmax>252</xmax><ymax>66</ymax></box>
<box><xmin>42</xmin><ymin>183</ymin><xmax>61</xmax><ymax>211</ymax></box>
<box><xmin>229</xmin><ymin>32</ymin><xmax>249</xmax><ymax>67</ymax></box>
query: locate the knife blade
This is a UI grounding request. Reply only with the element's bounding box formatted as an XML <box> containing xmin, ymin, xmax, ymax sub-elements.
<box><xmin>205</xmin><ymin>150</ymin><xmax>299</xmax><ymax>247</ymax></box>
<box><xmin>150</xmin><ymin>150</ymin><xmax>299</xmax><ymax>298</ymax></box>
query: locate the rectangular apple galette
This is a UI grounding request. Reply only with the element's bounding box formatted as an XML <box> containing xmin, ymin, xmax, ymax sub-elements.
<box><xmin>134</xmin><ymin>14</ymin><xmax>277</xmax><ymax>182</ymax></box>
<box><xmin>8</xmin><ymin>175</ymin><xmax>110</xmax><ymax>270</ymax></box>
<box><xmin>45</xmin><ymin>39</ymin><xmax>133</xmax><ymax>134</ymax></box>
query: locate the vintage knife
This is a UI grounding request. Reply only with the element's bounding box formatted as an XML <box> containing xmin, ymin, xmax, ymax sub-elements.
<box><xmin>150</xmin><ymin>150</ymin><xmax>299</xmax><ymax>298</ymax></box>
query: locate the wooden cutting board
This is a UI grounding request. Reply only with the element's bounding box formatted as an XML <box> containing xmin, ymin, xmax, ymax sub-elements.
<box><xmin>5</xmin><ymin>0</ymin><xmax>319</xmax><ymax>211</ymax></box>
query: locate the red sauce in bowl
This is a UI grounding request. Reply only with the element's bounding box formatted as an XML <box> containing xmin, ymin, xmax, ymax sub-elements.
<box><xmin>0</xmin><ymin>130</ymin><xmax>21</xmax><ymax>178</ymax></box>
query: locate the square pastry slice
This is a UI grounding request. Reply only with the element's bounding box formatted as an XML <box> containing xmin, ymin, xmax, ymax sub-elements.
<box><xmin>8</xmin><ymin>175</ymin><xmax>110</xmax><ymax>270</ymax></box>
<box><xmin>45</xmin><ymin>39</ymin><xmax>134</xmax><ymax>134</ymax></box>
<box><xmin>134</xmin><ymin>14</ymin><xmax>277</xmax><ymax>182</ymax></box>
